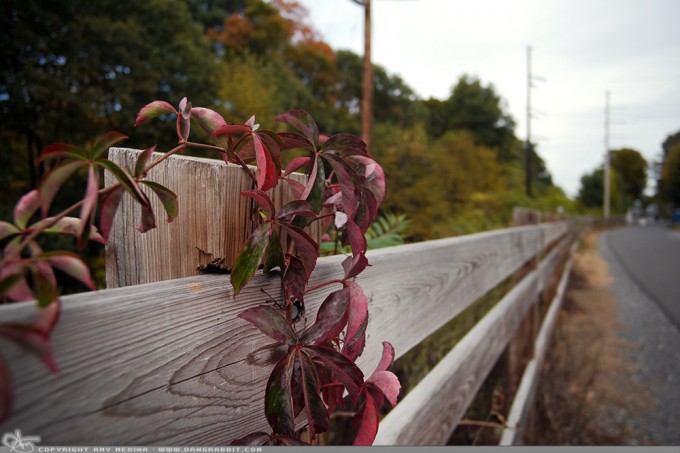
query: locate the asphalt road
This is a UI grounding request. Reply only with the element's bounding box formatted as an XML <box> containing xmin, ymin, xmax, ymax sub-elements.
<box><xmin>603</xmin><ymin>225</ymin><xmax>680</xmax><ymax>329</ymax></box>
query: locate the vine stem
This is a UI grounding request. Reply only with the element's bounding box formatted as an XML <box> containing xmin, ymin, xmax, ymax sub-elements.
<box><xmin>303</xmin><ymin>279</ymin><xmax>345</xmax><ymax>295</ymax></box>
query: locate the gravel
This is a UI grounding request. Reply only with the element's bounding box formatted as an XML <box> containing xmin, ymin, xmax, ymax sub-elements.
<box><xmin>599</xmin><ymin>232</ymin><xmax>680</xmax><ymax>446</ymax></box>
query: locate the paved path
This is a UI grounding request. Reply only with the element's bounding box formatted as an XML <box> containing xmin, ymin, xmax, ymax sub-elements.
<box><xmin>600</xmin><ymin>226</ymin><xmax>680</xmax><ymax>446</ymax></box>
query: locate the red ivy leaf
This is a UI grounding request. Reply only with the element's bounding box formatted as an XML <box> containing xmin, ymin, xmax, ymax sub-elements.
<box><xmin>352</xmin><ymin>393</ymin><xmax>380</xmax><ymax>446</ymax></box>
<box><xmin>177</xmin><ymin>97</ymin><xmax>192</xmax><ymax>141</ymax></box>
<box><xmin>304</xmin><ymin>345</ymin><xmax>363</xmax><ymax>401</ymax></box>
<box><xmin>0</xmin><ymin>222</ymin><xmax>20</xmax><ymax>242</ymax></box>
<box><xmin>342</xmin><ymin>253</ymin><xmax>369</xmax><ymax>280</ymax></box>
<box><xmin>31</xmin><ymin>217</ymin><xmax>105</xmax><ymax>244</ymax></box>
<box><xmin>252</xmin><ymin>133</ymin><xmax>277</xmax><ymax>192</ymax></box>
<box><xmin>36</xmin><ymin>251</ymin><xmax>96</xmax><ymax>291</ymax></box>
<box><xmin>134</xmin><ymin>145</ymin><xmax>157</xmax><ymax>178</ymax></box>
<box><xmin>283</xmin><ymin>156</ymin><xmax>312</xmax><ymax>177</ymax></box>
<box><xmin>277</xmin><ymin>200</ymin><xmax>316</xmax><ymax>222</ymax></box>
<box><xmin>283</xmin><ymin>254</ymin><xmax>306</xmax><ymax>306</ymax></box>
<box><xmin>320</xmin><ymin>133</ymin><xmax>368</xmax><ymax>156</ymax></box>
<box><xmin>0</xmin><ymin>323</ymin><xmax>59</xmax><ymax>373</ymax></box>
<box><xmin>238</xmin><ymin>305</ymin><xmax>297</xmax><ymax>345</ymax></box>
<box><xmin>99</xmin><ymin>187</ymin><xmax>125</xmax><ymax>242</ymax></box>
<box><xmin>342</xmin><ymin>219</ymin><xmax>367</xmax><ymax>257</ymax></box>
<box><xmin>275</xmin><ymin>110</ymin><xmax>319</xmax><ymax>149</ymax></box>
<box><xmin>301</xmin><ymin>287</ymin><xmax>350</xmax><ymax>346</ymax></box>
<box><xmin>36</xmin><ymin>143</ymin><xmax>85</xmax><ymax>164</ymax></box>
<box><xmin>191</xmin><ymin>107</ymin><xmax>228</xmax><ymax>147</ymax></box>
<box><xmin>241</xmin><ymin>190</ymin><xmax>275</xmax><ymax>219</ymax></box>
<box><xmin>367</xmin><ymin>370</ymin><xmax>400</xmax><ymax>407</ymax></box>
<box><xmin>342</xmin><ymin>282</ymin><xmax>369</xmax><ymax>361</ymax></box>
<box><xmin>263</xmin><ymin>230</ymin><xmax>284</xmax><ymax>273</ymax></box>
<box><xmin>298</xmin><ymin>351</ymin><xmax>329</xmax><ymax>436</ymax></box>
<box><xmin>14</xmin><ymin>190</ymin><xmax>41</xmax><ymax>230</ymax></box>
<box><xmin>134</xmin><ymin>100</ymin><xmax>177</xmax><ymax>126</ymax></box>
<box><xmin>280</xmin><ymin>224</ymin><xmax>318</xmax><ymax>282</ymax></box>
<box><xmin>38</xmin><ymin>161</ymin><xmax>84</xmax><ymax>216</ymax></box>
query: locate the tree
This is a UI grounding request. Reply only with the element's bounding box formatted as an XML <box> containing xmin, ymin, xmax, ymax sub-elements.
<box><xmin>660</xmin><ymin>140</ymin><xmax>680</xmax><ymax>207</ymax></box>
<box><xmin>610</xmin><ymin>148</ymin><xmax>647</xmax><ymax>205</ymax></box>
<box><xmin>422</xmin><ymin>75</ymin><xmax>516</xmax><ymax>160</ymax></box>
<box><xmin>577</xmin><ymin>168</ymin><xmax>604</xmax><ymax>209</ymax></box>
<box><xmin>0</xmin><ymin>0</ymin><xmax>219</xmax><ymax>200</ymax></box>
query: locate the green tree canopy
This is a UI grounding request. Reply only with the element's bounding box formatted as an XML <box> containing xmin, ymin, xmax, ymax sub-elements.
<box><xmin>609</xmin><ymin>148</ymin><xmax>647</xmax><ymax>204</ymax></box>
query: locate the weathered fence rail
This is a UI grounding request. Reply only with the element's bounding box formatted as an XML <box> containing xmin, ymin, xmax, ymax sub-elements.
<box><xmin>0</xmin><ymin>219</ymin><xmax>574</xmax><ymax>445</ymax></box>
<box><xmin>1</xmin><ymin>146</ymin><xmax>576</xmax><ymax>445</ymax></box>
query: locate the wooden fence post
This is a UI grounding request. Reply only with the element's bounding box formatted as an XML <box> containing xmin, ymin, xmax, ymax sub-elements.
<box><xmin>104</xmin><ymin>148</ymin><xmax>320</xmax><ymax>288</ymax></box>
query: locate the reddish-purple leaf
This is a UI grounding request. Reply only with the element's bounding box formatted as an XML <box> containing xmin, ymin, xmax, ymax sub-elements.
<box><xmin>252</xmin><ymin>134</ymin><xmax>277</xmax><ymax>191</ymax></box>
<box><xmin>342</xmin><ymin>282</ymin><xmax>369</xmax><ymax>361</ymax></box>
<box><xmin>278</xmin><ymin>132</ymin><xmax>313</xmax><ymax>151</ymax></box>
<box><xmin>0</xmin><ymin>221</ymin><xmax>19</xmax><ymax>241</ymax></box>
<box><xmin>283</xmin><ymin>254</ymin><xmax>306</xmax><ymax>306</ymax></box>
<box><xmin>367</xmin><ymin>370</ymin><xmax>400</xmax><ymax>407</ymax></box>
<box><xmin>231</xmin><ymin>222</ymin><xmax>272</xmax><ymax>296</ymax></box>
<box><xmin>30</xmin><ymin>262</ymin><xmax>58</xmax><ymax>308</ymax></box>
<box><xmin>176</xmin><ymin>97</ymin><xmax>192</xmax><ymax>141</ymax></box>
<box><xmin>98</xmin><ymin>160</ymin><xmax>148</xmax><ymax>206</ymax></box>
<box><xmin>257</xmin><ymin>131</ymin><xmax>283</xmax><ymax>172</ymax></box>
<box><xmin>305</xmin><ymin>345</ymin><xmax>364</xmax><ymax>401</ymax></box>
<box><xmin>0</xmin><ymin>355</ymin><xmax>11</xmax><ymax>424</ymax></box>
<box><xmin>301</xmin><ymin>287</ymin><xmax>350</xmax><ymax>346</ymax></box>
<box><xmin>214</xmin><ymin>124</ymin><xmax>251</xmax><ymax>135</ymax></box>
<box><xmin>134</xmin><ymin>145</ymin><xmax>157</xmax><ymax>178</ymax></box>
<box><xmin>0</xmin><ymin>273</ymin><xmax>22</xmax><ymax>296</ymax></box>
<box><xmin>275</xmin><ymin>110</ymin><xmax>319</xmax><ymax>148</ymax></box>
<box><xmin>0</xmin><ymin>323</ymin><xmax>59</xmax><ymax>373</ymax></box>
<box><xmin>283</xmin><ymin>156</ymin><xmax>312</xmax><ymax>176</ymax></box>
<box><xmin>36</xmin><ymin>299</ymin><xmax>60</xmax><ymax>335</ymax></box>
<box><xmin>36</xmin><ymin>143</ymin><xmax>85</xmax><ymax>163</ymax></box>
<box><xmin>265</xmin><ymin>351</ymin><xmax>296</xmax><ymax>436</ymax></box>
<box><xmin>31</xmin><ymin>217</ymin><xmax>105</xmax><ymax>244</ymax></box>
<box><xmin>98</xmin><ymin>187</ymin><xmax>125</xmax><ymax>242</ymax></box>
<box><xmin>323</xmin><ymin>153</ymin><xmax>358</xmax><ymax>218</ymax></box>
<box><xmin>140</xmin><ymin>181</ymin><xmax>178</xmax><ymax>223</ymax></box>
<box><xmin>1</xmin><ymin>261</ymin><xmax>32</xmax><ymax>302</ymax></box>
<box><xmin>307</xmin><ymin>157</ymin><xmax>326</xmax><ymax>215</ymax></box>
<box><xmin>342</xmin><ymin>253</ymin><xmax>369</xmax><ymax>280</ymax></box>
<box><xmin>77</xmin><ymin>166</ymin><xmax>99</xmax><ymax>247</ymax></box>
<box><xmin>137</xmin><ymin>202</ymin><xmax>157</xmax><ymax>233</ymax></box>
<box><xmin>280</xmin><ymin>224</ymin><xmax>318</xmax><ymax>281</ymax></box>
<box><xmin>374</xmin><ymin>342</ymin><xmax>396</xmax><ymax>373</ymax></box>
<box><xmin>134</xmin><ymin>100</ymin><xmax>177</xmax><ymax>126</ymax></box>
<box><xmin>343</xmin><ymin>219</ymin><xmax>367</xmax><ymax>257</ymax></box>
<box><xmin>348</xmin><ymin>155</ymin><xmax>386</xmax><ymax>205</ymax></box>
<box><xmin>238</xmin><ymin>305</ymin><xmax>297</xmax><ymax>345</ymax></box>
<box><xmin>298</xmin><ymin>350</ymin><xmax>330</xmax><ymax>436</ymax></box>
<box><xmin>38</xmin><ymin>161</ymin><xmax>84</xmax><ymax>216</ymax></box>
<box><xmin>277</xmin><ymin>200</ymin><xmax>316</xmax><ymax>221</ymax></box>
<box><xmin>282</xmin><ymin>178</ymin><xmax>306</xmax><ymax>200</ymax></box>
<box><xmin>37</xmin><ymin>251</ymin><xmax>96</xmax><ymax>290</ymax></box>
<box><xmin>14</xmin><ymin>190</ymin><xmax>41</xmax><ymax>229</ymax></box>
<box><xmin>191</xmin><ymin>107</ymin><xmax>228</xmax><ymax>147</ymax></box>
<box><xmin>320</xmin><ymin>133</ymin><xmax>368</xmax><ymax>156</ymax></box>
<box><xmin>241</xmin><ymin>190</ymin><xmax>275</xmax><ymax>219</ymax></box>
<box><xmin>91</xmin><ymin>132</ymin><xmax>128</xmax><ymax>160</ymax></box>
<box><xmin>352</xmin><ymin>394</ymin><xmax>379</xmax><ymax>446</ymax></box>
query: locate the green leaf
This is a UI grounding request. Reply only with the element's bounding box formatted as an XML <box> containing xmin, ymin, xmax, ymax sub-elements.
<box><xmin>38</xmin><ymin>161</ymin><xmax>84</xmax><ymax>216</ymax></box>
<box><xmin>231</xmin><ymin>222</ymin><xmax>272</xmax><ymax>296</ymax></box>
<box><xmin>0</xmin><ymin>222</ymin><xmax>20</xmax><ymax>242</ymax></box>
<box><xmin>134</xmin><ymin>145</ymin><xmax>157</xmax><ymax>178</ymax></box>
<box><xmin>238</xmin><ymin>305</ymin><xmax>297</xmax><ymax>345</ymax></box>
<box><xmin>265</xmin><ymin>351</ymin><xmax>296</xmax><ymax>436</ymax></box>
<box><xmin>14</xmin><ymin>190</ymin><xmax>41</xmax><ymax>230</ymax></box>
<box><xmin>35</xmin><ymin>251</ymin><xmax>96</xmax><ymax>290</ymax></box>
<box><xmin>90</xmin><ymin>132</ymin><xmax>128</xmax><ymax>160</ymax></box>
<box><xmin>140</xmin><ymin>181</ymin><xmax>178</xmax><ymax>222</ymax></box>
<box><xmin>98</xmin><ymin>159</ymin><xmax>148</xmax><ymax>206</ymax></box>
<box><xmin>30</xmin><ymin>265</ymin><xmax>59</xmax><ymax>308</ymax></box>
<box><xmin>263</xmin><ymin>230</ymin><xmax>284</xmax><ymax>273</ymax></box>
<box><xmin>135</xmin><ymin>100</ymin><xmax>177</xmax><ymax>126</ymax></box>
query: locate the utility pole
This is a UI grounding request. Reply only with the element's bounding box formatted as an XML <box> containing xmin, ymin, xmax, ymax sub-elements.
<box><xmin>350</xmin><ymin>0</ymin><xmax>373</xmax><ymax>151</ymax></box>
<box><xmin>525</xmin><ymin>46</ymin><xmax>532</xmax><ymax>197</ymax></box>
<box><xmin>604</xmin><ymin>90</ymin><xmax>611</xmax><ymax>219</ymax></box>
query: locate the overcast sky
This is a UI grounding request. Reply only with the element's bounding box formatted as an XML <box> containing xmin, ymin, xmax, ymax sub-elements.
<box><xmin>297</xmin><ymin>0</ymin><xmax>680</xmax><ymax>197</ymax></box>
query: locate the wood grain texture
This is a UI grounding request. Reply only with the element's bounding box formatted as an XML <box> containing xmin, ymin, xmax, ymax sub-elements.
<box><xmin>105</xmin><ymin>148</ymin><xmax>320</xmax><ymax>288</ymax></box>
<box><xmin>373</xmin><ymin>236</ymin><xmax>573</xmax><ymax>445</ymax></box>
<box><xmin>0</xmin><ymin>222</ymin><xmax>568</xmax><ymax>445</ymax></box>
<box><xmin>499</xmin><ymin>247</ymin><xmax>575</xmax><ymax>446</ymax></box>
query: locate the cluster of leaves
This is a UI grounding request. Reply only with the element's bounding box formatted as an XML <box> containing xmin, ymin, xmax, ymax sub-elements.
<box><xmin>0</xmin><ymin>98</ymin><xmax>400</xmax><ymax>445</ymax></box>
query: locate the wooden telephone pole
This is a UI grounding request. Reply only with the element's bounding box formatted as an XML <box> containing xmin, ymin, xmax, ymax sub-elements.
<box><xmin>351</xmin><ymin>0</ymin><xmax>373</xmax><ymax>151</ymax></box>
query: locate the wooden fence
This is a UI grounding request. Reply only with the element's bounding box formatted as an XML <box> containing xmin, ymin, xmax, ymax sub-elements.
<box><xmin>0</xmin><ymin>151</ymin><xmax>577</xmax><ymax>446</ymax></box>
